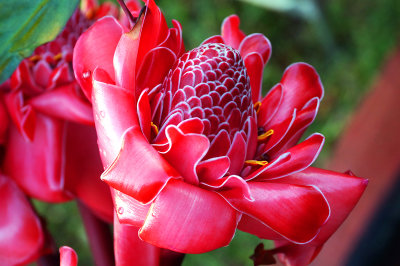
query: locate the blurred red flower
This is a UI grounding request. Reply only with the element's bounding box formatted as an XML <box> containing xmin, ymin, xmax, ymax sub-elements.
<box><xmin>74</xmin><ymin>0</ymin><xmax>367</xmax><ymax>264</ymax></box>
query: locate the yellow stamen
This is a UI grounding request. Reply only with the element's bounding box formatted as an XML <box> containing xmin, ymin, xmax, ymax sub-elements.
<box><xmin>245</xmin><ymin>160</ymin><xmax>269</xmax><ymax>166</ymax></box>
<box><xmin>29</xmin><ymin>55</ymin><xmax>42</xmax><ymax>62</ymax></box>
<box><xmin>53</xmin><ymin>53</ymin><xmax>63</xmax><ymax>61</ymax></box>
<box><xmin>253</xmin><ymin>101</ymin><xmax>262</xmax><ymax>114</ymax></box>
<box><xmin>257</xmin><ymin>129</ymin><xmax>274</xmax><ymax>141</ymax></box>
<box><xmin>151</xmin><ymin>122</ymin><xmax>159</xmax><ymax>135</ymax></box>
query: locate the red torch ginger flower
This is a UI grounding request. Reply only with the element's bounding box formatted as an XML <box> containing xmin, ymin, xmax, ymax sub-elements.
<box><xmin>74</xmin><ymin>0</ymin><xmax>367</xmax><ymax>264</ymax></box>
<box><xmin>0</xmin><ymin>2</ymin><xmax>119</xmax><ymax>222</ymax></box>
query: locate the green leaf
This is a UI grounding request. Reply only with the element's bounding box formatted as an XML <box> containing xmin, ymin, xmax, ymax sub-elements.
<box><xmin>0</xmin><ymin>0</ymin><xmax>79</xmax><ymax>83</ymax></box>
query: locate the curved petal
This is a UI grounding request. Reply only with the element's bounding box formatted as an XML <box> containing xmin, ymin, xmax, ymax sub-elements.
<box><xmin>203</xmin><ymin>175</ymin><xmax>252</xmax><ymax>201</ymax></box>
<box><xmin>0</xmin><ymin>174</ymin><xmax>44</xmax><ymax>265</ymax></box>
<box><xmin>139</xmin><ymin>179</ymin><xmax>240</xmax><ymax>253</ymax></box>
<box><xmin>29</xmin><ymin>83</ymin><xmax>94</xmax><ymax>125</ymax></box>
<box><xmin>239</xmin><ymin>33</ymin><xmax>272</xmax><ymax>65</ymax></box>
<box><xmin>251</xmin><ymin>133</ymin><xmax>325</xmax><ymax>181</ymax></box>
<box><xmin>220</xmin><ymin>181</ymin><xmax>330</xmax><ymax>244</ymax></box>
<box><xmin>226</xmin><ymin>132</ymin><xmax>247</xmax><ymax>175</ymax></box>
<box><xmin>114</xmin><ymin>217</ymin><xmax>160</xmax><ymax>266</ymax></box>
<box><xmin>161</xmin><ymin>126</ymin><xmax>209</xmax><ymax>185</ymax></box>
<box><xmin>221</xmin><ymin>15</ymin><xmax>245</xmax><ymax>49</ymax></box>
<box><xmin>244</xmin><ymin>52</ymin><xmax>264</xmax><ymax>103</ymax></box>
<box><xmin>60</xmin><ymin>246</ymin><xmax>78</xmax><ymax>266</ymax></box>
<box><xmin>92</xmin><ymin>69</ymin><xmax>139</xmax><ymax>166</ymax></box>
<box><xmin>238</xmin><ymin>214</ymin><xmax>284</xmax><ymax>240</ymax></box>
<box><xmin>113</xmin><ymin>189</ymin><xmax>150</xmax><ymax>227</ymax></box>
<box><xmin>0</xmin><ymin>95</ymin><xmax>9</xmax><ymax>144</ymax></box>
<box><xmin>268</xmin><ymin>63</ymin><xmax>324</xmax><ymax>126</ymax></box>
<box><xmin>201</xmin><ymin>35</ymin><xmax>225</xmax><ymax>45</ymax></box>
<box><xmin>101</xmin><ymin>126</ymin><xmax>181</xmax><ymax>204</ymax></box>
<box><xmin>197</xmin><ymin>156</ymin><xmax>230</xmax><ymax>183</ymax></box>
<box><xmin>4</xmin><ymin>114</ymin><xmax>72</xmax><ymax>202</ymax></box>
<box><xmin>137</xmin><ymin>89</ymin><xmax>152</xmax><ymax>141</ymax></box>
<box><xmin>73</xmin><ymin>16</ymin><xmax>123</xmax><ymax>100</ymax></box>
<box><xmin>258</xmin><ymin>83</ymin><xmax>283</xmax><ymax>127</ymax></box>
<box><xmin>136</xmin><ymin>47</ymin><xmax>177</xmax><ymax>96</ymax></box>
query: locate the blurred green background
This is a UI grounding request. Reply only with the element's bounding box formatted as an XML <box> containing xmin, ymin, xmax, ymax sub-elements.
<box><xmin>33</xmin><ymin>0</ymin><xmax>400</xmax><ymax>265</ymax></box>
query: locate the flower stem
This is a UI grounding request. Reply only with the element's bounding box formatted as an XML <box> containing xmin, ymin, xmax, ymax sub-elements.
<box><xmin>160</xmin><ymin>249</ymin><xmax>186</xmax><ymax>266</ymax></box>
<box><xmin>77</xmin><ymin>201</ymin><xmax>114</xmax><ymax>266</ymax></box>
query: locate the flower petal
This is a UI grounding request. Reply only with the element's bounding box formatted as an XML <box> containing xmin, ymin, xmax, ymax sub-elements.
<box><xmin>197</xmin><ymin>156</ymin><xmax>230</xmax><ymax>183</ymax></box>
<box><xmin>244</xmin><ymin>52</ymin><xmax>264</xmax><ymax>103</ymax></box>
<box><xmin>139</xmin><ymin>179</ymin><xmax>240</xmax><ymax>253</ymax></box>
<box><xmin>251</xmin><ymin>133</ymin><xmax>325</xmax><ymax>181</ymax></box>
<box><xmin>257</xmin><ymin>83</ymin><xmax>283</xmax><ymax>127</ymax></box>
<box><xmin>101</xmin><ymin>126</ymin><xmax>181</xmax><ymax>204</ymax></box>
<box><xmin>268</xmin><ymin>63</ymin><xmax>324</xmax><ymax>126</ymax></box>
<box><xmin>113</xmin><ymin>189</ymin><xmax>150</xmax><ymax>227</ymax></box>
<box><xmin>0</xmin><ymin>174</ymin><xmax>44</xmax><ymax>265</ymax></box>
<box><xmin>0</xmin><ymin>96</ymin><xmax>9</xmax><ymax>144</ymax></box>
<box><xmin>239</xmin><ymin>33</ymin><xmax>272</xmax><ymax>65</ymax></box>
<box><xmin>137</xmin><ymin>89</ymin><xmax>152</xmax><ymax>141</ymax></box>
<box><xmin>201</xmin><ymin>35</ymin><xmax>225</xmax><ymax>45</ymax></box>
<box><xmin>221</xmin><ymin>15</ymin><xmax>246</xmax><ymax>49</ymax></box>
<box><xmin>59</xmin><ymin>246</ymin><xmax>78</xmax><ymax>266</ymax></box>
<box><xmin>161</xmin><ymin>126</ymin><xmax>209</xmax><ymax>185</ymax></box>
<box><xmin>73</xmin><ymin>16</ymin><xmax>123</xmax><ymax>100</ymax></box>
<box><xmin>226</xmin><ymin>132</ymin><xmax>247</xmax><ymax>175</ymax></box>
<box><xmin>221</xmin><ymin>181</ymin><xmax>330</xmax><ymax>244</ymax></box>
<box><xmin>4</xmin><ymin>114</ymin><xmax>71</xmax><ymax>202</ymax></box>
<box><xmin>29</xmin><ymin>83</ymin><xmax>94</xmax><ymax>125</ymax></box>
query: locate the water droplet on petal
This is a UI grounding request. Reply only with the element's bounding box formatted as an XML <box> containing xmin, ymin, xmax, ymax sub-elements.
<box><xmin>100</xmin><ymin>110</ymin><xmax>105</xmax><ymax>118</ymax></box>
<box><xmin>83</xmin><ymin>70</ymin><xmax>91</xmax><ymax>79</ymax></box>
<box><xmin>118</xmin><ymin>207</ymin><xmax>124</xmax><ymax>215</ymax></box>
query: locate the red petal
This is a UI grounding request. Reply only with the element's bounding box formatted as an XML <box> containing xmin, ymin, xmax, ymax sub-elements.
<box><xmin>73</xmin><ymin>16</ymin><xmax>123</xmax><ymax>100</ymax></box>
<box><xmin>59</xmin><ymin>246</ymin><xmax>78</xmax><ymax>266</ymax></box>
<box><xmin>238</xmin><ymin>214</ymin><xmax>283</xmax><ymax>240</ymax></box>
<box><xmin>29</xmin><ymin>83</ymin><xmax>94</xmax><ymax>125</ymax></box>
<box><xmin>204</xmin><ymin>175</ymin><xmax>252</xmax><ymax>201</ymax></box>
<box><xmin>0</xmin><ymin>174</ymin><xmax>44</xmax><ymax>265</ymax></box>
<box><xmin>101</xmin><ymin>126</ymin><xmax>181</xmax><ymax>204</ymax></box>
<box><xmin>221</xmin><ymin>15</ymin><xmax>246</xmax><ymax>49</ymax></box>
<box><xmin>113</xmin><ymin>189</ymin><xmax>150</xmax><ymax>227</ymax></box>
<box><xmin>197</xmin><ymin>156</ymin><xmax>230</xmax><ymax>183</ymax></box>
<box><xmin>244</xmin><ymin>53</ymin><xmax>264</xmax><ymax>103</ymax></box>
<box><xmin>64</xmin><ymin>123</ymin><xmax>113</xmax><ymax>223</ymax></box>
<box><xmin>0</xmin><ymin>96</ymin><xmax>9</xmax><ymax>144</ymax></box>
<box><xmin>136</xmin><ymin>47</ymin><xmax>177</xmax><ymax>96</ymax></box>
<box><xmin>92</xmin><ymin>69</ymin><xmax>139</xmax><ymax>166</ymax></box>
<box><xmin>177</xmin><ymin>117</ymin><xmax>204</xmax><ymax>134</ymax></box>
<box><xmin>205</xmin><ymin>129</ymin><xmax>231</xmax><ymax>159</ymax></box>
<box><xmin>239</xmin><ymin>33</ymin><xmax>272</xmax><ymax>64</ymax></box>
<box><xmin>244</xmin><ymin>116</ymin><xmax>258</xmax><ymax>160</ymax></box>
<box><xmin>226</xmin><ymin>132</ymin><xmax>247</xmax><ymax>175</ymax></box>
<box><xmin>257</xmin><ymin>84</ymin><xmax>283</xmax><ymax>127</ymax></box>
<box><xmin>251</xmin><ymin>133</ymin><xmax>325</xmax><ymax>181</ymax></box>
<box><xmin>137</xmin><ymin>89</ymin><xmax>152</xmax><ymax>141</ymax></box>
<box><xmin>268</xmin><ymin>97</ymin><xmax>320</xmax><ymax>157</ymax></box>
<box><xmin>221</xmin><ymin>181</ymin><xmax>330</xmax><ymax>243</ymax></box>
<box><xmin>161</xmin><ymin>126</ymin><xmax>209</xmax><ymax>185</ymax></box>
<box><xmin>139</xmin><ymin>179</ymin><xmax>240</xmax><ymax>253</ymax></box>
<box><xmin>268</xmin><ymin>63</ymin><xmax>324</xmax><ymax>125</ymax></box>
<box><xmin>201</xmin><ymin>35</ymin><xmax>225</xmax><ymax>45</ymax></box>
<box><xmin>114</xmin><ymin>217</ymin><xmax>160</xmax><ymax>266</ymax></box>
<box><xmin>4</xmin><ymin>114</ymin><xmax>71</xmax><ymax>202</ymax></box>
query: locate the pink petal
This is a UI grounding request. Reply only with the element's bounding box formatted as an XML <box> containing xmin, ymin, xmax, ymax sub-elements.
<box><xmin>226</xmin><ymin>132</ymin><xmax>247</xmax><ymax>175</ymax></box>
<box><xmin>136</xmin><ymin>47</ymin><xmax>177</xmax><ymax>96</ymax></box>
<box><xmin>268</xmin><ymin>63</ymin><xmax>324</xmax><ymax>125</ymax></box>
<box><xmin>177</xmin><ymin>117</ymin><xmax>204</xmax><ymax>134</ymax></box>
<box><xmin>137</xmin><ymin>89</ymin><xmax>152</xmax><ymax>141</ymax></box>
<box><xmin>257</xmin><ymin>83</ymin><xmax>283</xmax><ymax>127</ymax></box>
<box><xmin>4</xmin><ymin>90</ymin><xmax>36</xmax><ymax>141</ymax></box>
<box><xmin>113</xmin><ymin>189</ymin><xmax>150</xmax><ymax>227</ymax></box>
<box><xmin>0</xmin><ymin>96</ymin><xmax>9</xmax><ymax>144</ymax></box>
<box><xmin>244</xmin><ymin>116</ymin><xmax>258</xmax><ymax>160</ymax></box>
<box><xmin>196</xmin><ymin>156</ymin><xmax>230</xmax><ymax>183</ymax></box>
<box><xmin>268</xmin><ymin>97</ymin><xmax>320</xmax><ymax>157</ymax></box>
<box><xmin>252</xmin><ymin>133</ymin><xmax>325</xmax><ymax>181</ymax></box>
<box><xmin>171</xmin><ymin>19</ymin><xmax>185</xmax><ymax>57</ymax></box>
<box><xmin>244</xmin><ymin>52</ymin><xmax>264</xmax><ymax>103</ymax></box>
<box><xmin>205</xmin><ymin>129</ymin><xmax>231</xmax><ymax>159</ymax></box>
<box><xmin>204</xmin><ymin>175</ymin><xmax>252</xmax><ymax>201</ymax></box>
<box><xmin>161</xmin><ymin>126</ymin><xmax>209</xmax><ymax>185</ymax></box>
<box><xmin>239</xmin><ymin>33</ymin><xmax>272</xmax><ymax>64</ymax></box>
<box><xmin>4</xmin><ymin>114</ymin><xmax>72</xmax><ymax>202</ymax></box>
<box><xmin>29</xmin><ymin>83</ymin><xmax>94</xmax><ymax>125</ymax></box>
<box><xmin>0</xmin><ymin>174</ymin><xmax>44</xmax><ymax>265</ymax></box>
<box><xmin>221</xmin><ymin>15</ymin><xmax>246</xmax><ymax>49</ymax></box>
<box><xmin>114</xmin><ymin>217</ymin><xmax>160</xmax><ymax>266</ymax></box>
<box><xmin>221</xmin><ymin>181</ymin><xmax>330</xmax><ymax>243</ymax></box>
<box><xmin>73</xmin><ymin>16</ymin><xmax>123</xmax><ymax>100</ymax></box>
<box><xmin>201</xmin><ymin>35</ymin><xmax>225</xmax><ymax>45</ymax></box>
<box><xmin>139</xmin><ymin>179</ymin><xmax>240</xmax><ymax>253</ymax></box>
<box><xmin>59</xmin><ymin>246</ymin><xmax>78</xmax><ymax>266</ymax></box>
<box><xmin>101</xmin><ymin>126</ymin><xmax>181</xmax><ymax>204</ymax></box>
<box><xmin>238</xmin><ymin>214</ymin><xmax>283</xmax><ymax>240</ymax></box>
<box><xmin>92</xmin><ymin>69</ymin><xmax>139</xmax><ymax>166</ymax></box>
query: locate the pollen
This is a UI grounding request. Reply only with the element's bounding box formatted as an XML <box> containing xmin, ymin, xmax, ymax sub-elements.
<box><xmin>257</xmin><ymin>129</ymin><xmax>274</xmax><ymax>141</ymax></box>
<box><xmin>245</xmin><ymin>160</ymin><xmax>268</xmax><ymax>166</ymax></box>
<box><xmin>151</xmin><ymin>122</ymin><xmax>159</xmax><ymax>135</ymax></box>
<box><xmin>29</xmin><ymin>55</ymin><xmax>42</xmax><ymax>62</ymax></box>
<box><xmin>53</xmin><ymin>53</ymin><xmax>63</xmax><ymax>61</ymax></box>
<box><xmin>253</xmin><ymin>101</ymin><xmax>261</xmax><ymax>114</ymax></box>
